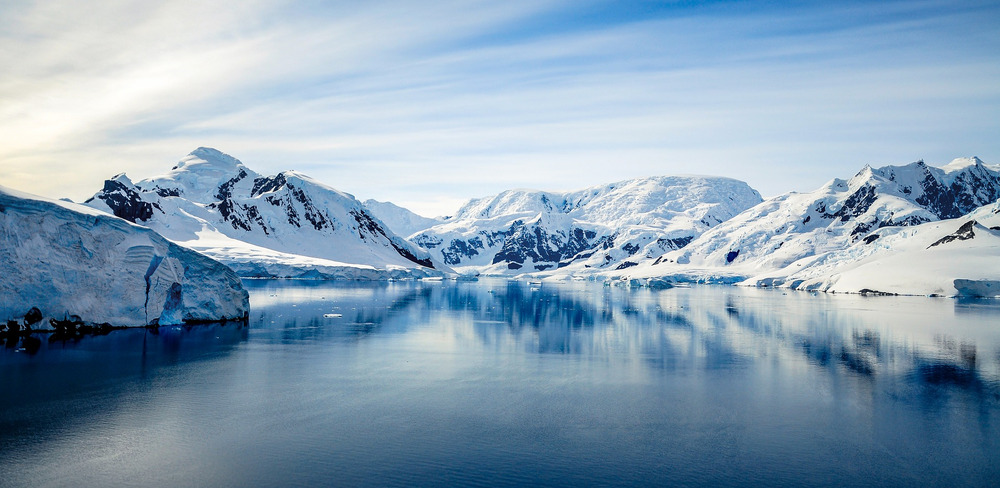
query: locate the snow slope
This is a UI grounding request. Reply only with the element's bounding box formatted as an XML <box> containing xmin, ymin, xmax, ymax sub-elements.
<box><xmin>85</xmin><ymin>148</ymin><xmax>445</xmax><ymax>280</ymax></box>
<box><xmin>0</xmin><ymin>185</ymin><xmax>248</xmax><ymax>327</ymax></box>
<box><xmin>363</xmin><ymin>199</ymin><xmax>443</xmax><ymax>237</ymax></box>
<box><xmin>609</xmin><ymin>157</ymin><xmax>1000</xmax><ymax>296</ymax></box>
<box><xmin>744</xmin><ymin>199</ymin><xmax>1000</xmax><ymax>296</ymax></box>
<box><xmin>410</xmin><ymin>176</ymin><xmax>762</xmax><ymax>275</ymax></box>
<box><xmin>659</xmin><ymin>157</ymin><xmax>1000</xmax><ymax>274</ymax></box>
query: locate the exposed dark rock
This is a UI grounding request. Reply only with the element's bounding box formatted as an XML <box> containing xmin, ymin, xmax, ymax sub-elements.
<box><xmin>412</xmin><ymin>234</ymin><xmax>443</xmax><ymax>250</ymax></box>
<box><xmin>862</xmin><ymin>234</ymin><xmax>880</xmax><ymax>245</ymax></box>
<box><xmin>726</xmin><ymin>250</ymin><xmax>740</xmax><ymax>264</ymax></box>
<box><xmin>350</xmin><ymin>209</ymin><xmax>434</xmax><ymax>268</ymax></box>
<box><xmin>928</xmin><ymin>220</ymin><xmax>976</xmax><ymax>249</ymax></box>
<box><xmin>292</xmin><ymin>187</ymin><xmax>330</xmax><ymax>231</ymax></box>
<box><xmin>833</xmin><ymin>184</ymin><xmax>880</xmax><ymax>223</ymax></box>
<box><xmin>913</xmin><ymin>164</ymin><xmax>960</xmax><ymax>219</ymax></box>
<box><xmin>212</xmin><ymin>169</ymin><xmax>274</xmax><ymax>234</ymax></box>
<box><xmin>23</xmin><ymin>307</ymin><xmax>42</xmax><ymax>327</ymax></box>
<box><xmin>2</xmin><ymin>320</ymin><xmax>18</xmax><ymax>338</ymax></box>
<box><xmin>49</xmin><ymin>315</ymin><xmax>83</xmax><ymax>332</ymax></box>
<box><xmin>154</xmin><ymin>187</ymin><xmax>180</xmax><ymax>198</ymax></box>
<box><xmin>442</xmin><ymin>238</ymin><xmax>483</xmax><ymax>264</ymax></box>
<box><xmin>491</xmin><ymin>223</ymin><xmax>596</xmax><ymax>268</ymax></box>
<box><xmin>86</xmin><ymin>178</ymin><xmax>157</xmax><ymax>223</ymax></box>
<box><xmin>251</xmin><ymin>173</ymin><xmax>288</xmax><ymax>197</ymax></box>
<box><xmin>850</xmin><ymin>214</ymin><xmax>931</xmax><ymax>239</ymax></box>
<box><xmin>859</xmin><ymin>288</ymin><xmax>897</xmax><ymax>296</ymax></box>
<box><xmin>661</xmin><ymin>235</ymin><xmax>694</xmax><ymax>249</ymax></box>
<box><xmin>615</xmin><ymin>261</ymin><xmax>638</xmax><ymax>270</ymax></box>
<box><xmin>215</xmin><ymin>169</ymin><xmax>249</xmax><ymax>202</ymax></box>
<box><xmin>948</xmin><ymin>166</ymin><xmax>1000</xmax><ymax>216</ymax></box>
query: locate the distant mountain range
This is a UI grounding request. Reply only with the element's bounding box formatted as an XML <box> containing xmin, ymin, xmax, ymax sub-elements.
<box><xmin>623</xmin><ymin>157</ymin><xmax>1000</xmax><ymax>296</ymax></box>
<box><xmin>19</xmin><ymin>146</ymin><xmax>992</xmax><ymax>297</ymax></box>
<box><xmin>398</xmin><ymin>176</ymin><xmax>762</xmax><ymax>274</ymax></box>
<box><xmin>6</xmin><ymin>147</ymin><xmax>996</xmax><ymax>328</ymax></box>
<box><xmin>83</xmin><ymin>149</ymin><xmax>1000</xmax><ymax>295</ymax></box>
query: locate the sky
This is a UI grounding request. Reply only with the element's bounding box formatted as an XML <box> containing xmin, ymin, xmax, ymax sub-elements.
<box><xmin>1</xmin><ymin>0</ymin><xmax>999</xmax><ymax>216</ymax></box>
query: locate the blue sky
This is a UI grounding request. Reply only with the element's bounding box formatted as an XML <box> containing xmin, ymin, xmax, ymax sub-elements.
<box><xmin>1</xmin><ymin>0</ymin><xmax>998</xmax><ymax>215</ymax></box>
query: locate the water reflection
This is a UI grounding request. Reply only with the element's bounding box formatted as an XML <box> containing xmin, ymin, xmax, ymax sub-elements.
<box><xmin>6</xmin><ymin>280</ymin><xmax>1000</xmax><ymax>404</ymax></box>
<box><xmin>2</xmin><ymin>280</ymin><xmax>999</xmax><ymax>487</ymax></box>
<box><xmin>237</xmin><ymin>279</ymin><xmax>1000</xmax><ymax>403</ymax></box>
<box><xmin>0</xmin><ymin>322</ymin><xmax>249</xmax><ymax>447</ymax></box>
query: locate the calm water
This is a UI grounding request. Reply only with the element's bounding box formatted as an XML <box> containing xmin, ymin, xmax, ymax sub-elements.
<box><xmin>2</xmin><ymin>280</ymin><xmax>999</xmax><ymax>487</ymax></box>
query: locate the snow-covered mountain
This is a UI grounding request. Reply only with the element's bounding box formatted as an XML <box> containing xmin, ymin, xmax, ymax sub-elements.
<box><xmin>742</xmin><ymin>199</ymin><xmax>1000</xmax><ymax>296</ymax></box>
<box><xmin>659</xmin><ymin>157</ymin><xmax>1000</xmax><ymax>272</ymax></box>
<box><xmin>409</xmin><ymin>176</ymin><xmax>762</xmax><ymax>274</ymax></box>
<box><xmin>363</xmin><ymin>199</ymin><xmax>443</xmax><ymax>237</ymax></box>
<box><xmin>85</xmin><ymin>148</ymin><xmax>445</xmax><ymax>280</ymax></box>
<box><xmin>0</xmin><ymin>185</ymin><xmax>248</xmax><ymax>327</ymax></box>
<box><xmin>608</xmin><ymin>157</ymin><xmax>1000</xmax><ymax>295</ymax></box>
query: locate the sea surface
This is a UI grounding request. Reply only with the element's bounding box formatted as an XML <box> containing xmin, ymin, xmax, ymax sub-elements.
<box><xmin>2</xmin><ymin>280</ymin><xmax>999</xmax><ymax>487</ymax></box>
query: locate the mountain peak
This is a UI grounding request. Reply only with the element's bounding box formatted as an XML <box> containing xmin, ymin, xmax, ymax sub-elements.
<box><xmin>174</xmin><ymin>147</ymin><xmax>246</xmax><ymax>172</ymax></box>
<box><xmin>941</xmin><ymin>156</ymin><xmax>986</xmax><ymax>173</ymax></box>
<box><xmin>110</xmin><ymin>172</ymin><xmax>134</xmax><ymax>186</ymax></box>
<box><xmin>848</xmin><ymin>164</ymin><xmax>877</xmax><ymax>187</ymax></box>
<box><xmin>139</xmin><ymin>147</ymin><xmax>258</xmax><ymax>200</ymax></box>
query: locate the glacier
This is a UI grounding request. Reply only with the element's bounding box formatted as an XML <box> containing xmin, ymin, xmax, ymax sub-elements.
<box><xmin>0</xmin><ymin>185</ymin><xmax>249</xmax><ymax>328</ymax></box>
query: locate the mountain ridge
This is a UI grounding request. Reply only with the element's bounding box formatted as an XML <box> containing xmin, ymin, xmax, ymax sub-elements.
<box><xmin>409</xmin><ymin>174</ymin><xmax>763</xmax><ymax>274</ymax></box>
<box><xmin>85</xmin><ymin>148</ymin><xmax>445</xmax><ymax>280</ymax></box>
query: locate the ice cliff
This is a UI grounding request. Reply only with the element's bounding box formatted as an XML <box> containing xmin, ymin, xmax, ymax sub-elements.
<box><xmin>1</xmin><ymin>185</ymin><xmax>249</xmax><ymax>328</ymax></box>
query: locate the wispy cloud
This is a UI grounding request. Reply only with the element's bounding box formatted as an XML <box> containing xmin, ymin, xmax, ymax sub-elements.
<box><xmin>2</xmin><ymin>0</ymin><xmax>998</xmax><ymax>215</ymax></box>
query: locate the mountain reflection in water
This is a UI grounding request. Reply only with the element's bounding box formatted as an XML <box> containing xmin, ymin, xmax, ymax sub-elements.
<box><xmin>245</xmin><ymin>279</ymin><xmax>1000</xmax><ymax>391</ymax></box>
<box><xmin>1</xmin><ymin>279</ymin><xmax>998</xmax><ymax>487</ymax></box>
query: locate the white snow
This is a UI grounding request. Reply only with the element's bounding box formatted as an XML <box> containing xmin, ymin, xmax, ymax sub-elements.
<box><xmin>63</xmin><ymin>149</ymin><xmax>1000</xmax><ymax>298</ymax></box>
<box><xmin>656</xmin><ymin>158</ymin><xmax>997</xmax><ymax>270</ymax></box>
<box><xmin>410</xmin><ymin>175</ymin><xmax>762</xmax><ymax>275</ymax></box>
<box><xmin>613</xmin><ymin>158</ymin><xmax>1000</xmax><ymax>296</ymax></box>
<box><xmin>940</xmin><ymin>156</ymin><xmax>984</xmax><ymax>174</ymax></box>
<box><xmin>743</xmin><ymin>201</ymin><xmax>1000</xmax><ymax>296</ymax></box>
<box><xmin>85</xmin><ymin>148</ymin><xmax>448</xmax><ymax>280</ymax></box>
<box><xmin>0</xmin><ymin>185</ymin><xmax>249</xmax><ymax>327</ymax></box>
